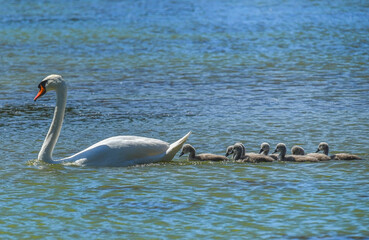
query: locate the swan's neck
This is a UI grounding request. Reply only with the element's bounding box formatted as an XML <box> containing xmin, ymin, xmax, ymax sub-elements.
<box><xmin>324</xmin><ymin>146</ymin><xmax>329</xmax><ymax>155</ymax></box>
<box><xmin>240</xmin><ymin>144</ymin><xmax>245</xmax><ymax>156</ymax></box>
<box><xmin>38</xmin><ymin>84</ymin><xmax>67</xmax><ymax>163</ymax></box>
<box><xmin>188</xmin><ymin>149</ymin><xmax>196</xmax><ymax>160</ymax></box>
<box><xmin>278</xmin><ymin>148</ymin><xmax>286</xmax><ymax>160</ymax></box>
<box><xmin>234</xmin><ymin>149</ymin><xmax>242</xmax><ymax>160</ymax></box>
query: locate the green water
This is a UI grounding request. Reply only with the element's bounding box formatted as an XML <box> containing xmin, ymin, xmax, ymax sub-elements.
<box><xmin>1</xmin><ymin>0</ymin><xmax>368</xmax><ymax>239</ymax></box>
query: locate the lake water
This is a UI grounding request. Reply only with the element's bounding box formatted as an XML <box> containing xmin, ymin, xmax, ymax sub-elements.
<box><xmin>1</xmin><ymin>0</ymin><xmax>368</xmax><ymax>239</ymax></box>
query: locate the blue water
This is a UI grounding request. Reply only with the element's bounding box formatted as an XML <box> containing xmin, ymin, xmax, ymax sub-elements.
<box><xmin>1</xmin><ymin>0</ymin><xmax>369</xmax><ymax>239</ymax></box>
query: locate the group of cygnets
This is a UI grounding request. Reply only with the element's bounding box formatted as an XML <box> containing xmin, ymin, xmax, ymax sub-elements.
<box><xmin>179</xmin><ymin>142</ymin><xmax>362</xmax><ymax>163</ymax></box>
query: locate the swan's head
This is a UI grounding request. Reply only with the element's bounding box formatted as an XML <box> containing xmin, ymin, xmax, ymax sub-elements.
<box><xmin>316</xmin><ymin>142</ymin><xmax>329</xmax><ymax>153</ymax></box>
<box><xmin>259</xmin><ymin>142</ymin><xmax>270</xmax><ymax>154</ymax></box>
<box><xmin>233</xmin><ymin>144</ymin><xmax>243</xmax><ymax>154</ymax></box>
<box><xmin>225</xmin><ymin>145</ymin><xmax>234</xmax><ymax>157</ymax></box>
<box><xmin>291</xmin><ymin>145</ymin><xmax>305</xmax><ymax>155</ymax></box>
<box><xmin>34</xmin><ymin>74</ymin><xmax>65</xmax><ymax>101</ymax></box>
<box><xmin>233</xmin><ymin>143</ymin><xmax>245</xmax><ymax>151</ymax></box>
<box><xmin>273</xmin><ymin>143</ymin><xmax>286</xmax><ymax>154</ymax></box>
<box><xmin>179</xmin><ymin>144</ymin><xmax>195</xmax><ymax>157</ymax></box>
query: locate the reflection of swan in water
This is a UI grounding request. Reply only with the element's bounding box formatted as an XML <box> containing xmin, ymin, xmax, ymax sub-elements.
<box><xmin>34</xmin><ymin>74</ymin><xmax>191</xmax><ymax>167</ymax></box>
<box><xmin>316</xmin><ymin>142</ymin><xmax>361</xmax><ymax>160</ymax></box>
<box><xmin>273</xmin><ymin>143</ymin><xmax>318</xmax><ymax>162</ymax></box>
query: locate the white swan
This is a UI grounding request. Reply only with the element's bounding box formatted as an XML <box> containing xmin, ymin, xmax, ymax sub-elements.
<box><xmin>34</xmin><ymin>74</ymin><xmax>191</xmax><ymax>167</ymax></box>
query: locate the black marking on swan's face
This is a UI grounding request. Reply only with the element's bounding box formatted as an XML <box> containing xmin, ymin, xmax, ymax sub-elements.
<box><xmin>38</xmin><ymin>80</ymin><xmax>47</xmax><ymax>91</ymax></box>
<box><xmin>34</xmin><ymin>80</ymin><xmax>48</xmax><ymax>101</ymax></box>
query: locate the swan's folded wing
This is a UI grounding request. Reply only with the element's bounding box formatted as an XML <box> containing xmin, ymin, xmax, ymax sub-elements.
<box><xmin>63</xmin><ymin>136</ymin><xmax>170</xmax><ymax>166</ymax></box>
<box><xmin>161</xmin><ymin>131</ymin><xmax>191</xmax><ymax>162</ymax></box>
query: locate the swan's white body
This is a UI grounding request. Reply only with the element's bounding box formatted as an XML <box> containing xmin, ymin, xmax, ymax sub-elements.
<box><xmin>34</xmin><ymin>74</ymin><xmax>191</xmax><ymax>167</ymax></box>
<box><xmin>60</xmin><ymin>134</ymin><xmax>190</xmax><ymax>167</ymax></box>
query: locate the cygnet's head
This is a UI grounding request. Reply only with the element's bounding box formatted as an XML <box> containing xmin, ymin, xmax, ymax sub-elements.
<box><xmin>225</xmin><ymin>145</ymin><xmax>234</xmax><ymax>157</ymax></box>
<box><xmin>233</xmin><ymin>144</ymin><xmax>243</xmax><ymax>154</ymax></box>
<box><xmin>273</xmin><ymin>143</ymin><xmax>287</xmax><ymax>154</ymax></box>
<box><xmin>179</xmin><ymin>144</ymin><xmax>195</xmax><ymax>157</ymax></box>
<box><xmin>34</xmin><ymin>74</ymin><xmax>65</xmax><ymax>101</ymax></box>
<box><xmin>259</xmin><ymin>142</ymin><xmax>270</xmax><ymax>154</ymax></box>
<box><xmin>316</xmin><ymin>142</ymin><xmax>329</xmax><ymax>153</ymax></box>
<box><xmin>291</xmin><ymin>145</ymin><xmax>305</xmax><ymax>155</ymax></box>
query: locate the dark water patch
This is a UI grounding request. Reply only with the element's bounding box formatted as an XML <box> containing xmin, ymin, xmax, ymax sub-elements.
<box><xmin>283</xmin><ymin>235</ymin><xmax>369</xmax><ymax>240</ymax></box>
<box><xmin>92</xmin><ymin>185</ymin><xmax>147</xmax><ymax>191</ymax></box>
<box><xmin>0</xmin><ymin>103</ymin><xmax>75</xmax><ymax>118</ymax></box>
<box><xmin>0</xmin><ymin>102</ymin><xmax>182</xmax><ymax>128</ymax></box>
<box><xmin>116</xmin><ymin>200</ymin><xmax>200</xmax><ymax>213</ymax></box>
<box><xmin>0</xmin><ymin>16</ymin><xmax>93</xmax><ymax>25</ymax></box>
<box><xmin>225</xmin><ymin>179</ymin><xmax>295</xmax><ymax>192</ymax></box>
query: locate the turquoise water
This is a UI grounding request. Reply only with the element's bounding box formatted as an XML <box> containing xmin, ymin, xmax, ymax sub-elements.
<box><xmin>1</xmin><ymin>0</ymin><xmax>369</xmax><ymax>239</ymax></box>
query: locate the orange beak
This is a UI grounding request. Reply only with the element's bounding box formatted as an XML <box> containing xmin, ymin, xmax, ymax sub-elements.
<box><xmin>34</xmin><ymin>85</ymin><xmax>46</xmax><ymax>101</ymax></box>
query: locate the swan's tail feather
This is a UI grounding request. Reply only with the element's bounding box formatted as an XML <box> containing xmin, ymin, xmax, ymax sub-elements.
<box><xmin>161</xmin><ymin>131</ymin><xmax>191</xmax><ymax>162</ymax></box>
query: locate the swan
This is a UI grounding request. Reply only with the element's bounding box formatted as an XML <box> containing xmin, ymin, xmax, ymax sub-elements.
<box><xmin>225</xmin><ymin>145</ymin><xmax>235</xmax><ymax>159</ymax></box>
<box><xmin>225</xmin><ymin>142</ymin><xmax>245</xmax><ymax>159</ymax></box>
<box><xmin>316</xmin><ymin>142</ymin><xmax>361</xmax><ymax>160</ymax></box>
<box><xmin>290</xmin><ymin>145</ymin><xmax>331</xmax><ymax>161</ymax></box>
<box><xmin>33</xmin><ymin>74</ymin><xmax>191</xmax><ymax>167</ymax></box>
<box><xmin>233</xmin><ymin>143</ymin><xmax>274</xmax><ymax>162</ymax></box>
<box><xmin>272</xmin><ymin>143</ymin><xmax>319</xmax><ymax>162</ymax></box>
<box><xmin>291</xmin><ymin>145</ymin><xmax>331</xmax><ymax>161</ymax></box>
<box><xmin>179</xmin><ymin>144</ymin><xmax>229</xmax><ymax>161</ymax></box>
<box><xmin>258</xmin><ymin>142</ymin><xmax>278</xmax><ymax>160</ymax></box>
<box><xmin>232</xmin><ymin>143</ymin><xmax>259</xmax><ymax>157</ymax></box>
<box><xmin>291</xmin><ymin>145</ymin><xmax>305</xmax><ymax>155</ymax></box>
